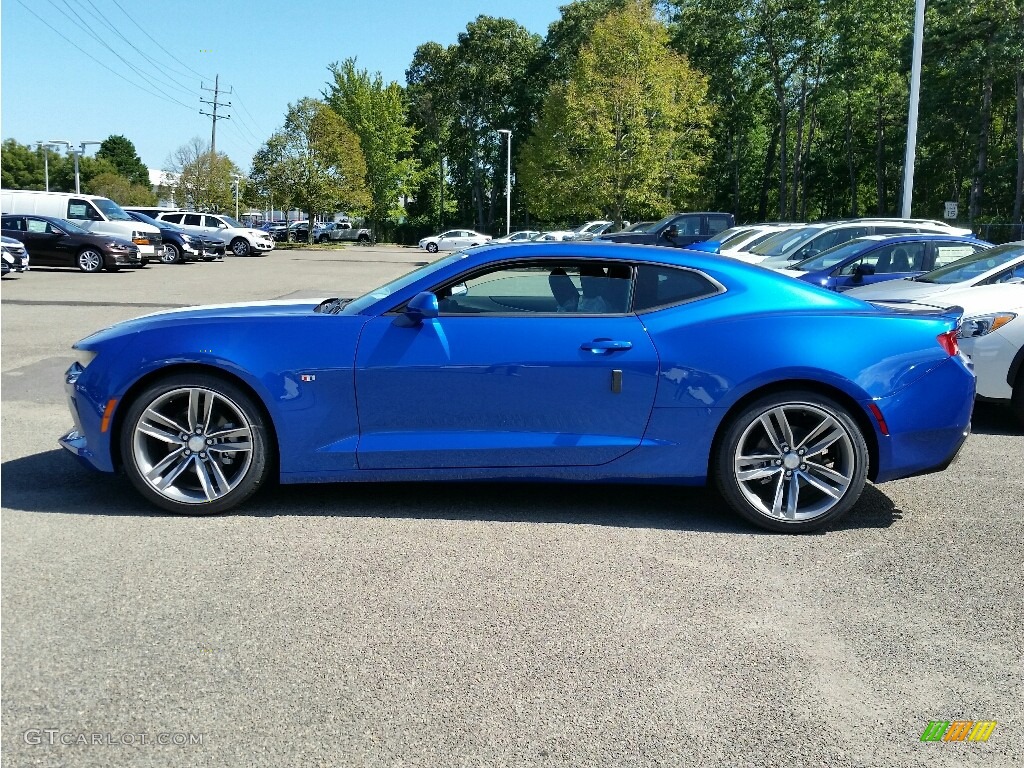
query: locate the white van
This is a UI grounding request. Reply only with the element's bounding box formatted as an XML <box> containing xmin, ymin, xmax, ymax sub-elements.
<box><xmin>0</xmin><ymin>190</ymin><xmax>163</xmax><ymax>262</ymax></box>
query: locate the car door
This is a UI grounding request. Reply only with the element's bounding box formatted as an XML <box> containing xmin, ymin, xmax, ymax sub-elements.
<box><xmin>16</xmin><ymin>217</ymin><xmax>66</xmax><ymax>265</ymax></box>
<box><xmin>659</xmin><ymin>215</ymin><xmax>704</xmax><ymax>247</ymax></box>
<box><xmin>831</xmin><ymin>242</ymin><xmax>929</xmax><ymax>291</ymax></box>
<box><xmin>354</xmin><ymin>259</ymin><xmax>660</xmax><ymax>469</ymax></box>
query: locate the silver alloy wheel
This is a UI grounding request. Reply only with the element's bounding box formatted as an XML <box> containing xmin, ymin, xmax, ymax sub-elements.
<box><xmin>161</xmin><ymin>242</ymin><xmax>181</xmax><ymax>264</ymax></box>
<box><xmin>426</xmin><ymin>242</ymin><xmax>438</xmax><ymax>253</ymax></box>
<box><xmin>732</xmin><ymin>402</ymin><xmax>855</xmax><ymax>522</ymax></box>
<box><xmin>231</xmin><ymin>238</ymin><xmax>250</xmax><ymax>256</ymax></box>
<box><xmin>131</xmin><ymin>387</ymin><xmax>254</xmax><ymax>505</ymax></box>
<box><xmin>78</xmin><ymin>249</ymin><xmax>103</xmax><ymax>272</ymax></box>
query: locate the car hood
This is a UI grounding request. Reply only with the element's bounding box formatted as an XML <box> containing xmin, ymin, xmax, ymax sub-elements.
<box><xmin>844</xmin><ymin>279</ymin><xmax>954</xmax><ymax>301</ymax></box>
<box><xmin>75</xmin><ymin>298</ymin><xmax>331</xmax><ymax>347</ymax></box>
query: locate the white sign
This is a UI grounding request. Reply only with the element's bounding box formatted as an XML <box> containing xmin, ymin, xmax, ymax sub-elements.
<box><xmin>944</xmin><ymin>201</ymin><xmax>959</xmax><ymax>219</ymax></box>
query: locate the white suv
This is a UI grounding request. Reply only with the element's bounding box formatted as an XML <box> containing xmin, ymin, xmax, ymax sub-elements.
<box><xmin>157</xmin><ymin>211</ymin><xmax>275</xmax><ymax>257</ymax></box>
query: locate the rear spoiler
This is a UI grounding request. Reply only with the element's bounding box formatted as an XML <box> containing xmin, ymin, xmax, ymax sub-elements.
<box><xmin>868</xmin><ymin>300</ymin><xmax>964</xmax><ymax>324</ymax></box>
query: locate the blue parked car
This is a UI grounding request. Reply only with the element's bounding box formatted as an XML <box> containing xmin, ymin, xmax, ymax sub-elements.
<box><xmin>775</xmin><ymin>234</ymin><xmax>992</xmax><ymax>292</ymax></box>
<box><xmin>59</xmin><ymin>242</ymin><xmax>974</xmax><ymax>533</ymax></box>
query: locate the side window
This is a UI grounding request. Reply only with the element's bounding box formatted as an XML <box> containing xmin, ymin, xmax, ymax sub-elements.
<box><xmin>184</xmin><ymin>214</ymin><xmax>203</xmax><ymax>226</ymax></box>
<box><xmin>933</xmin><ymin>242</ymin><xmax>982</xmax><ymax>268</ymax></box>
<box><xmin>815</xmin><ymin>226</ymin><xmax>868</xmax><ymax>252</ymax></box>
<box><xmin>841</xmin><ymin>243</ymin><xmax>926</xmax><ymax>275</ymax></box>
<box><xmin>67</xmin><ymin>200</ymin><xmax>102</xmax><ymax>221</ymax></box>
<box><xmin>205</xmin><ymin>216</ymin><xmax>228</xmax><ymax>229</ymax></box>
<box><xmin>2</xmin><ymin>216</ymin><xmax>25</xmax><ymax>231</ymax></box>
<box><xmin>873</xmin><ymin>226</ymin><xmax>913</xmax><ymax>235</ymax></box>
<box><xmin>982</xmin><ymin>262</ymin><xmax>1024</xmax><ymax>285</ymax></box>
<box><xmin>162</xmin><ymin>213</ymin><xmax>183</xmax><ymax>224</ymax></box>
<box><xmin>672</xmin><ymin>216</ymin><xmax>701</xmax><ymax>236</ymax></box>
<box><xmin>434</xmin><ymin>262</ymin><xmax>632</xmax><ymax>315</ymax></box>
<box><xmin>633</xmin><ymin>265</ymin><xmax>720</xmax><ymax>312</ymax></box>
<box><xmin>26</xmin><ymin>219</ymin><xmax>49</xmax><ymax>233</ymax></box>
<box><xmin>706</xmin><ymin>215</ymin><xmax>731</xmax><ymax>235</ymax></box>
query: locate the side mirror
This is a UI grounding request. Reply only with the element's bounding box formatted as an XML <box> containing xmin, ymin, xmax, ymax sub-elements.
<box><xmin>662</xmin><ymin>225</ymin><xmax>679</xmax><ymax>239</ymax></box>
<box><xmin>396</xmin><ymin>291</ymin><xmax>439</xmax><ymax>326</ymax></box>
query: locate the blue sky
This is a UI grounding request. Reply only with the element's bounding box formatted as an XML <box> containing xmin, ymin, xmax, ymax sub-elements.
<box><xmin>1</xmin><ymin>0</ymin><xmax>565</xmax><ymax>173</ymax></box>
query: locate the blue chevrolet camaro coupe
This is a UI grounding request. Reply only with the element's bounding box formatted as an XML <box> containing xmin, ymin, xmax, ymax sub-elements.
<box><xmin>60</xmin><ymin>243</ymin><xmax>975</xmax><ymax>533</ymax></box>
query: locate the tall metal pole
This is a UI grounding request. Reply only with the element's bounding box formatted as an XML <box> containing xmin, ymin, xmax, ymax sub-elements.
<box><xmin>73</xmin><ymin>151</ymin><xmax>81</xmax><ymax>194</ymax></box>
<box><xmin>497</xmin><ymin>129</ymin><xmax>512</xmax><ymax>235</ymax></box>
<box><xmin>901</xmin><ymin>0</ymin><xmax>926</xmax><ymax>218</ymax></box>
<box><xmin>37</xmin><ymin>142</ymin><xmax>51</xmax><ymax>191</ymax></box>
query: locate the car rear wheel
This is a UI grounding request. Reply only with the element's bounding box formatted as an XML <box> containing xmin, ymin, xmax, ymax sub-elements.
<box><xmin>161</xmin><ymin>242</ymin><xmax>182</xmax><ymax>264</ymax></box>
<box><xmin>358</xmin><ymin>234</ymin><xmax>370</xmax><ymax>244</ymax></box>
<box><xmin>230</xmin><ymin>237</ymin><xmax>251</xmax><ymax>257</ymax></box>
<box><xmin>77</xmin><ymin>248</ymin><xmax>104</xmax><ymax>273</ymax></box>
<box><xmin>426</xmin><ymin>242</ymin><xmax>438</xmax><ymax>253</ymax></box>
<box><xmin>714</xmin><ymin>391</ymin><xmax>869</xmax><ymax>533</ymax></box>
<box><xmin>120</xmin><ymin>374</ymin><xmax>271</xmax><ymax>515</ymax></box>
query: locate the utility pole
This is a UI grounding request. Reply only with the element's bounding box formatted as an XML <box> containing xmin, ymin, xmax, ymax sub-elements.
<box><xmin>200</xmin><ymin>74</ymin><xmax>232</xmax><ymax>155</ymax></box>
<box><xmin>901</xmin><ymin>0</ymin><xmax>926</xmax><ymax>218</ymax></box>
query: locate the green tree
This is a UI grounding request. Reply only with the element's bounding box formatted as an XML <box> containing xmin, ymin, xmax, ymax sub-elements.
<box><xmin>1</xmin><ymin>139</ymin><xmax>47</xmax><ymax>190</ymax></box>
<box><xmin>324</xmin><ymin>58</ymin><xmax>419</xmax><ymax>241</ymax></box>
<box><xmin>520</xmin><ymin>0</ymin><xmax>713</xmax><ymax>225</ymax></box>
<box><xmin>166</xmin><ymin>137</ymin><xmax>241</xmax><ymax>211</ymax></box>
<box><xmin>96</xmin><ymin>135</ymin><xmax>150</xmax><ymax>187</ymax></box>
<box><xmin>252</xmin><ymin>98</ymin><xmax>370</xmax><ymax>243</ymax></box>
<box><xmin>85</xmin><ymin>172</ymin><xmax>157</xmax><ymax>205</ymax></box>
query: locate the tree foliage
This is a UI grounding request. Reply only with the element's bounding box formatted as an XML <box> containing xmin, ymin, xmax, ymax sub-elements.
<box><xmin>519</xmin><ymin>0</ymin><xmax>713</xmax><ymax>224</ymax></box>
<box><xmin>166</xmin><ymin>137</ymin><xmax>241</xmax><ymax>211</ymax></box>
<box><xmin>324</xmin><ymin>59</ymin><xmax>419</xmax><ymax>238</ymax></box>
<box><xmin>250</xmin><ymin>98</ymin><xmax>369</xmax><ymax>241</ymax></box>
<box><xmin>96</xmin><ymin>135</ymin><xmax>150</xmax><ymax>187</ymax></box>
<box><xmin>85</xmin><ymin>172</ymin><xmax>157</xmax><ymax>205</ymax></box>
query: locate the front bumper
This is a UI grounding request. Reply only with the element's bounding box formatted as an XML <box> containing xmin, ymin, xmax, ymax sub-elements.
<box><xmin>252</xmin><ymin>239</ymin><xmax>275</xmax><ymax>252</ymax></box>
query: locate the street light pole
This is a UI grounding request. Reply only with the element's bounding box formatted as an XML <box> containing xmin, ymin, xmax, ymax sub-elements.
<box><xmin>901</xmin><ymin>0</ymin><xmax>926</xmax><ymax>218</ymax></box>
<box><xmin>36</xmin><ymin>142</ymin><xmax>56</xmax><ymax>191</ymax></box>
<box><xmin>496</xmin><ymin>129</ymin><xmax>512</xmax><ymax>236</ymax></box>
<box><xmin>49</xmin><ymin>140</ymin><xmax>101</xmax><ymax>194</ymax></box>
<box><xmin>231</xmin><ymin>174</ymin><xmax>242</xmax><ymax>219</ymax></box>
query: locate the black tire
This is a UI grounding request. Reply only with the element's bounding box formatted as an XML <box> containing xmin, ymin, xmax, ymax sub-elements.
<box><xmin>230</xmin><ymin>237</ymin><xmax>251</xmax><ymax>257</ymax></box>
<box><xmin>120</xmin><ymin>373</ymin><xmax>272</xmax><ymax>515</ymax></box>
<box><xmin>77</xmin><ymin>248</ymin><xmax>104</xmax><ymax>273</ymax></box>
<box><xmin>426</xmin><ymin>242</ymin><xmax>438</xmax><ymax>253</ymax></box>
<box><xmin>357</xmin><ymin>234</ymin><xmax>370</xmax><ymax>244</ymax></box>
<box><xmin>161</xmin><ymin>242</ymin><xmax>182</xmax><ymax>264</ymax></box>
<box><xmin>1012</xmin><ymin>373</ymin><xmax>1024</xmax><ymax>429</ymax></box>
<box><xmin>713</xmin><ymin>390</ymin><xmax>869</xmax><ymax>533</ymax></box>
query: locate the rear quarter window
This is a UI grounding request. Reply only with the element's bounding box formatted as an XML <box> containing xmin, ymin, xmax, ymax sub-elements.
<box><xmin>633</xmin><ymin>265</ymin><xmax>720</xmax><ymax>312</ymax></box>
<box><xmin>933</xmin><ymin>242</ymin><xmax>982</xmax><ymax>268</ymax></box>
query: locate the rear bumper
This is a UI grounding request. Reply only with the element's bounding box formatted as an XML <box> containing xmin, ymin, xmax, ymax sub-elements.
<box><xmin>871</xmin><ymin>355</ymin><xmax>975</xmax><ymax>483</ymax></box>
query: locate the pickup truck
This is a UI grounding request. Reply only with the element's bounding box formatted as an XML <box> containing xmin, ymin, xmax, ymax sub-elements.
<box><xmin>594</xmin><ymin>212</ymin><xmax>735</xmax><ymax>248</ymax></box>
<box><xmin>315</xmin><ymin>221</ymin><xmax>373</xmax><ymax>244</ymax></box>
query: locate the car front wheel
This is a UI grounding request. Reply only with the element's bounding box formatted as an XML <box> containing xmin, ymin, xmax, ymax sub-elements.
<box><xmin>120</xmin><ymin>374</ymin><xmax>271</xmax><ymax>515</ymax></box>
<box><xmin>714</xmin><ymin>391</ymin><xmax>869</xmax><ymax>533</ymax></box>
<box><xmin>161</xmin><ymin>242</ymin><xmax>182</xmax><ymax>264</ymax></box>
<box><xmin>426</xmin><ymin>242</ymin><xmax>438</xmax><ymax>253</ymax></box>
<box><xmin>77</xmin><ymin>248</ymin><xmax>105</xmax><ymax>273</ymax></box>
<box><xmin>230</xmin><ymin>237</ymin><xmax>251</xmax><ymax>257</ymax></box>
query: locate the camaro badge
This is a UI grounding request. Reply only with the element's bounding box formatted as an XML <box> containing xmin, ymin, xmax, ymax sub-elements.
<box><xmin>300</xmin><ymin>374</ymin><xmax>316</xmax><ymax>382</ymax></box>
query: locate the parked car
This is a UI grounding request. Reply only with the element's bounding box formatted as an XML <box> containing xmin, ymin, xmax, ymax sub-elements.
<box><xmin>688</xmin><ymin>224</ymin><xmax>799</xmax><ymax>256</ymax></box>
<box><xmin>156</xmin><ymin>212</ymin><xmax>274</xmax><ymax>257</ymax></box>
<box><xmin>315</xmin><ymin>221</ymin><xmax>373</xmax><ymax>244</ymax></box>
<box><xmin>776</xmin><ymin>234</ymin><xmax>992</xmax><ymax>291</ymax></box>
<box><xmin>595</xmin><ymin>212</ymin><xmax>735</xmax><ymax>247</ymax></box>
<box><xmin>1</xmin><ymin>235</ymin><xmax>30</xmax><ymax>276</ymax></box>
<box><xmin>845</xmin><ymin>242</ymin><xmax>1024</xmax><ymax>301</ymax></box>
<box><xmin>490</xmin><ymin>230</ymin><xmax>541</xmax><ymax>243</ymax></box>
<box><xmin>418</xmin><ymin>229</ymin><xmax>491</xmax><ymax>253</ymax></box>
<box><xmin>59</xmin><ymin>242</ymin><xmax>975</xmax><ymax>533</ymax></box>
<box><xmin>125</xmin><ymin>210</ymin><xmax>206</xmax><ymax>264</ymax></box>
<box><xmin>3</xmin><ymin>191</ymin><xmax>162</xmax><ymax>263</ymax></box>
<box><xmin>747</xmin><ymin>219</ymin><xmax>972</xmax><ymax>268</ymax></box>
<box><xmin>898</xmin><ymin>284</ymin><xmax>1024</xmax><ymax>426</ymax></box>
<box><xmin>1</xmin><ymin>214</ymin><xmax>141</xmax><ymax>272</ymax></box>
<box><xmin>530</xmin><ymin>231</ymin><xmax>575</xmax><ymax>242</ymax></box>
<box><xmin>566</xmin><ymin>220</ymin><xmax>614</xmax><ymax>241</ymax></box>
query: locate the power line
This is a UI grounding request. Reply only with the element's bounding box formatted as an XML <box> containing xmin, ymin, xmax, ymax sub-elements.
<box><xmin>108</xmin><ymin>0</ymin><xmax>213</xmax><ymax>82</ymax></box>
<box><xmin>80</xmin><ymin>0</ymin><xmax>202</xmax><ymax>99</ymax></box>
<box><xmin>226</xmin><ymin>91</ymin><xmax>265</xmax><ymax>145</ymax></box>
<box><xmin>15</xmin><ymin>0</ymin><xmax>195</xmax><ymax>113</ymax></box>
<box><xmin>230</xmin><ymin>89</ymin><xmax>269</xmax><ymax>142</ymax></box>
<box><xmin>48</xmin><ymin>0</ymin><xmax>195</xmax><ymax>111</ymax></box>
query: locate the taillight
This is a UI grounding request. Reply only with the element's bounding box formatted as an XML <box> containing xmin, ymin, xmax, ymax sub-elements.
<box><xmin>937</xmin><ymin>329</ymin><xmax>959</xmax><ymax>356</ymax></box>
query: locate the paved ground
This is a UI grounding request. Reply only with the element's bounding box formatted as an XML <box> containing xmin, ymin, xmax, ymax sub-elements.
<box><xmin>2</xmin><ymin>247</ymin><xmax>1022</xmax><ymax>767</ymax></box>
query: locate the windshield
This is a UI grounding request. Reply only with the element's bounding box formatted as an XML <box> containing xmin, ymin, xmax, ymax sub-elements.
<box><xmin>93</xmin><ymin>197</ymin><xmax>133</xmax><ymax>221</ymax></box>
<box><xmin>703</xmin><ymin>226</ymin><xmax>749</xmax><ymax>246</ymax></box>
<box><xmin>128</xmin><ymin>211</ymin><xmax>182</xmax><ymax>232</ymax></box>
<box><xmin>915</xmin><ymin>243</ymin><xmax>1024</xmax><ymax>284</ymax></box>
<box><xmin>220</xmin><ymin>216</ymin><xmax>244</xmax><ymax>229</ymax></box>
<box><xmin>791</xmin><ymin>238</ymin><xmax>876</xmax><ymax>272</ymax></box>
<box><xmin>344</xmin><ymin>253</ymin><xmax>468</xmax><ymax>314</ymax></box>
<box><xmin>57</xmin><ymin>218</ymin><xmax>90</xmax><ymax>234</ymax></box>
<box><xmin>626</xmin><ymin>221</ymin><xmax>655</xmax><ymax>232</ymax></box>
<box><xmin>750</xmin><ymin>226</ymin><xmax>822</xmax><ymax>256</ymax></box>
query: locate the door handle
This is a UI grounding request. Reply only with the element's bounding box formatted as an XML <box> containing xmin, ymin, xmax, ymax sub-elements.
<box><xmin>581</xmin><ymin>339</ymin><xmax>632</xmax><ymax>353</ymax></box>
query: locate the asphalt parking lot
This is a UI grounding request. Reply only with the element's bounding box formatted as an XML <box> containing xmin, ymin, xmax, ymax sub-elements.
<box><xmin>2</xmin><ymin>246</ymin><xmax>1022</xmax><ymax>767</ymax></box>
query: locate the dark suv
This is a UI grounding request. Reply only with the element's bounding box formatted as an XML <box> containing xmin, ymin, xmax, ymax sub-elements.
<box><xmin>595</xmin><ymin>212</ymin><xmax>736</xmax><ymax>247</ymax></box>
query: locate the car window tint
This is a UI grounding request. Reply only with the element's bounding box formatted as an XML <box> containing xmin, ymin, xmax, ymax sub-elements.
<box><xmin>982</xmin><ymin>262</ymin><xmax>1024</xmax><ymax>285</ymax></box>
<box><xmin>205</xmin><ymin>216</ymin><xmax>227</xmax><ymax>228</ymax></box>
<box><xmin>26</xmin><ymin>219</ymin><xmax>49</xmax><ymax>233</ymax></box>
<box><xmin>633</xmin><ymin>265</ymin><xmax>719</xmax><ymax>311</ymax></box>
<box><xmin>671</xmin><ymin>216</ymin><xmax>701</xmax><ymax>236</ymax></box>
<box><xmin>67</xmin><ymin>200</ymin><xmax>102</xmax><ymax>221</ymax></box>
<box><xmin>933</xmin><ymin>242</ymin><xmax>982</xmax><ymax>268</ymax></box>
<box><xmin>162</xmin><ymin>213</ymin><xmax>183</xmax><ymax>223</ymax></box>
<box><xmin>814</xmin><ymin>226</ymin><xmax>868</xmax><ymax>252</ymax></box>
<box><xmin>184</xmin><ymin>214</ymin><xmax>202</xmax><ymax>226</ymax></box>
<box><xmin>840</xmin><ymin>243</ymin><xmax>924</xmax><ymax>275</ymax></box>
<box><xmin>436</xmin><ymin>262</ymin><xmax>631</xmax><ymax>315</ymax></box>
<box><xmin>707</xmin><ymin>215</ymin><xmax>731</xmax><ymax>235</ymax></box>
<box><xmin>3</xmin><ymin>216</ymin><xmax>25</xmax><ymax>231</ymax></box>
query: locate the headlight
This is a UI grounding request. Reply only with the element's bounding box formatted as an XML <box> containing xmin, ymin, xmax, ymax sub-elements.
<box><xmin>959</xmin><ymin>313</ymin><xmax>1017</xmax><ymax>338</ymax></box>
<box><xmin>1</xmin><ymin>252</ymin><xmax>14</xmax><ymax>264</ymax></box>
<box><xmin>106</xmin><ymin>241</ymin><xmax>130</xmax><ymax>251</ymax></box>
<box><xmin>75</xmin><ymin>349</ymin><xmax>98</xmax><ymax>368</ymax></box>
